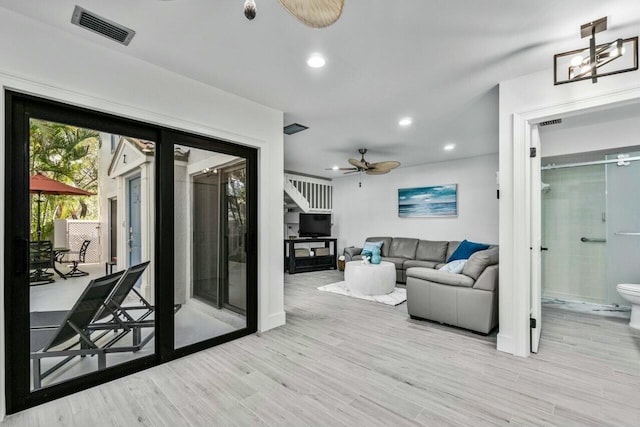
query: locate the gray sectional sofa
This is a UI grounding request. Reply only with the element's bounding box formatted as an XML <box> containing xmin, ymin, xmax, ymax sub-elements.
<box><xmin>343</xmin><ymin>237</ymin><xmax>461</xmax><ymax>283</ymax></box>
<box><xmin>344</xmin><ymin>237</ymin><xmax>499</xmax><ymax>334</ymax></box>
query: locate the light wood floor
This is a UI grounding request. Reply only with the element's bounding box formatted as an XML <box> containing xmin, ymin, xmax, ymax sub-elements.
<box><xmin>4</xmin><ymin>270</ymin><xmax>640</xmax><ymax>426</ymax></box>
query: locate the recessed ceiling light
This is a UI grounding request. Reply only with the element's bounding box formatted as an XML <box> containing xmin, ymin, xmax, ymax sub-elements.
<box><xmin>444</xmin><ymin>144</ymin><xmax>455</xmax><ymax>151</ymax></box>
<box><xmin>332</xmin><ymin>165</ymin><xmax>339</xmax><ymax>170</ymax></box>
<box><xmin>399</xmin><ymin>117</ymin><xmax>412</xmax><ymax>126</ymax></box>
<box><xmin>307</xmin><ymin>54</ymin><xmax>326</xmax><ymax>68</ymax></box>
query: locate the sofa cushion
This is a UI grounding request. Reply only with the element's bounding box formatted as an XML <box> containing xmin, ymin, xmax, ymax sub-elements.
<box><xmin>438</xmin><ymin>259</ymin><xmax>467</xmax><ymax>274</ymax></box>
<box><xmin>352</xmin><ymin>254</ymin><xmax>363</xmax><ymax>261</ymax></box>
<box><xmin>366</xmin><ymin>237</ymin><xmax>392</xmax><ymax>257</ymax></box>
<box><xmin>462</xmin><ymin>247</ymin><xmax>499</xmax><ymax>280</ymax></box>
<box><xmin>415</xmin><ymin>240</ymin><xmax>448</xmax><ymax>262</ymax></box>
<box><xmin>446</xmin><ymin>241</ymin><xmax>461</xmax><ymax>261</ymax></box>
<box><xmin>381</xmin><ymin>257</ymin><xmax>410</xmax><ymax>269</ymax></box>
<box><xmin>389</xmin><ymin>238</ymin><xmax>419</xmax><ymax>259</ymax></box>
<box><xmin>403</xmin><ymin>259</ymin><xmax>439</xmax><ymax>269</ymax></box>
<box><xmin>447</xmin><ymin>240</ymin><xmax>490</xmax><ymax>262</ymax></box>
<box><xmin>405</xmin><ymin>267</ymin><xmax>475</xmax><ymax>288</ymax></box>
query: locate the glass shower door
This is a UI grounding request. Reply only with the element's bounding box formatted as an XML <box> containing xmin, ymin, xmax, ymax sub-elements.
<box><xmin>606</xmin><ymin>152</ymin><xmax>640</xmax><ymax>306</ymax></box>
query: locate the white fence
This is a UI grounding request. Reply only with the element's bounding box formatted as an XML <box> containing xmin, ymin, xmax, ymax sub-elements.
<box><xmin>54</xmin><ymin>219</ymin><xmax>101</xmax><ymax>263</ymax></box>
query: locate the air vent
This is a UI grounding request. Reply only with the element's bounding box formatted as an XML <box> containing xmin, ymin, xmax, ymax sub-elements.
<box><xmin>284</xmin><ymin>123</ymin><xmax>309</xmax><ymax>135</ymax></box>
<box><xmin>539</xmin><ymin>118</ymin><xmax>562</xmax><ymax>127</ymax></box>
<box><xmin>71</xmin><ymin>6</ymin><xmax>136</xmax><ymax>46</ymax></box>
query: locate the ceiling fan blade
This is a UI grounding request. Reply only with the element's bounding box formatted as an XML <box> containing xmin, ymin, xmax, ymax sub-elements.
<box><xmin>343</xmin><ymin>170</ymin><xmax>360</xmax><ymax>175</ymax></box>
<box><xmin>348</xmin><ymin>158</ymin><xmax>368</xmax><ymax>169</ymax></box>
<box><xmin>369</xmin><ymin>161</ymin><xmax>401</xmax><ymax>171</ymax></box>
<box><xmin>325</xmin><ymin>167</ymin><xmax>357</xmax><ymax>171</ymax></box>
<box><xmin>278</xmin><ymin>0</ymin><xmax>344</xmax><ymax>28</ymax></box>
<box><xmin>365</xmin><ymin>169</ymin><xmax>391</xmax><ymax>175</ymax></box>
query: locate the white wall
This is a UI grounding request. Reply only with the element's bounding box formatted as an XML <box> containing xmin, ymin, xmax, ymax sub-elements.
<box><xmin>0</xmin><ymin>7</ymin><xmax>284</xmax><ymax>417</ymax></box>
<box><xmin>333</xmin><ymin>154</ymin><xmax>499</xmax><ymax>252</ymax></box>
<box><xmin>499</xmin><ymin>67</ymin><xmax>640</xmax><ymax>357</ymax></box>
<box><xmin>540</xmin><ymin>114</ymin><xmax>640</xmax><ymax>158</ymax></box>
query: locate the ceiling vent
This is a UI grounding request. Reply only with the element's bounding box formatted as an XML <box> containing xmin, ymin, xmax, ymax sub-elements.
<box><xmin>539</xmin><ymin>118</ymin><xmax>562</xmax><ymax>127</ymax></box>
<box><xmin>71</xmin><ymin>6</ymin><xmax>136</xmax><ymax>46</ymax></box>
<box><xmin>284</xmin><ymin>123</ymin><xmax>309</xmax><ymax>135</ymax></box>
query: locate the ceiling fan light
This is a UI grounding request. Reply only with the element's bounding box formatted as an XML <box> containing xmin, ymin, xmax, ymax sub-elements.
<box><xmin>244</xmin><ymin>0</ymin><xmax>257</xmax><ymax>21</ymax></box>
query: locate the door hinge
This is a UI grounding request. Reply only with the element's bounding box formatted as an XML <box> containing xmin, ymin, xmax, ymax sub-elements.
<box><xmin>530</xmin><ymin>318</ymin><xmax>537</xmax><ymax>329</ymax></box>
<box><xmin>530</xmin><ymin>147</ymin><xmax>537</xmax><ymax>158</ymax></box>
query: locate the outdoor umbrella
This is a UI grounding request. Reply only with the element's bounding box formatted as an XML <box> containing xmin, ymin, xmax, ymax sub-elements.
<box><xmin>30</xmin><ymin>173</ymin><xmax>95</xmax><ymax>241</ymax></box>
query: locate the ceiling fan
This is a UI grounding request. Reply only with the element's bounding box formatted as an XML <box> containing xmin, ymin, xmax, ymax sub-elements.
<box><xmin>329</xmin><ymin>148</ymin><xmax>401</xmax><ymax>175</ymax></box>
<box><xmin>244</xmin><ymin>0</ymin><xmax>344</xmax><ymax>28</ymax></box>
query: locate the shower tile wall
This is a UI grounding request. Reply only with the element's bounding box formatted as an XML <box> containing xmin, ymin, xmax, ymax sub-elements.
<box><xmin>541</xmin><ymin>165</ymin><xmax>607</xmax><ymax>303</ymax></box>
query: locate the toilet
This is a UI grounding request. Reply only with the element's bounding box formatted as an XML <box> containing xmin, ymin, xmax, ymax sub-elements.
<box><xmin>616</xmin><ymin>284</ymin><xmax>640</xmax><ymax>329</ymax></box>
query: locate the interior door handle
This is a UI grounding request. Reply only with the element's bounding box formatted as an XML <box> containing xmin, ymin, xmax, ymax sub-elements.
<box><xmin>540</xmin><ymin>247</ymin><xmax>549</xmax><ymax>251</ymax></box>
<box><xmin>614</xmin><ymin>232</ymin><xmax>640</xmax><ymax>236</ymax></box>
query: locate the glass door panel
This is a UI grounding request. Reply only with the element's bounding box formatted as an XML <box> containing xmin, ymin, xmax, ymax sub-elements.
<box><xmin>27</xmin><ymin>119</ymin><xmax>156</xmax><ymax>391</ymax></box>
<box><xmin>174</xmin><ymin>145</ymin><xmax>248</xmax><ymax>349</ymax></box>
<box><xmin>606</xmin><ymin>152</ymin><xmax>640</xmax><ymax>306</ymax></box>
<box><xmin>223</xmin><ymin>163</ymin><xmax>247</xmax><ymax>313</ymax></box>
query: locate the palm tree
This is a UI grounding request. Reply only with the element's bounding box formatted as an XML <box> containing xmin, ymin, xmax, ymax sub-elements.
<box><xmin>29</xmin><ymin>119</ymin><xmax>100</xmax><ymax>239</ymax></box>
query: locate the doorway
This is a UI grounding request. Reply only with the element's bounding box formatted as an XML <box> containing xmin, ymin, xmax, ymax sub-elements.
<box><xmin>128</xmin><ymin>176</ymin><xmax>142</xmax><ymax>268</ymax></box>
<box><xmin>4</xmin><ymin>91</ymin><xmax>258</xmax><ymax>413</ymax></box>
<box><xmin>529</xmin><ymin>101</ymin><xmax>640</xmax><ymax>354</ymax></box>
<box><xmin>540</xmin><ymin>149</ymin><xmax>640</xmax><ymax>307</ymax></box>
<box><xmin>108</xmin><ymin>198</ymin><xmax>118</xmax><ymax>264</ymax></box>
<box><xmin>192</xmin><ymin>172</ymin><xmax>220</xmax><ymax>307</ymax></box>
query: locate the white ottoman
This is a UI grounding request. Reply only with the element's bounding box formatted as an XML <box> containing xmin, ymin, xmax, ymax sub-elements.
<box><xmin>344</xmin><ymin>261</ymin><xmax>396</xmax><ymax>296</ymax></box>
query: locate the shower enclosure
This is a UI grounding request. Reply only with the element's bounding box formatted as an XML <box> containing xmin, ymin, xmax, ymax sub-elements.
<box><xmin>541</xmin><ymin>151</ymin><xmax>640</xmax><ymax>306</ymax></box>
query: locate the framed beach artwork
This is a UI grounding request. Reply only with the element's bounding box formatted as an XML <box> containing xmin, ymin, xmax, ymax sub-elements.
<box><xmin>398</xmin><ymin>184</ymin><xmax>458</xmax><ymax>217</ymax></box>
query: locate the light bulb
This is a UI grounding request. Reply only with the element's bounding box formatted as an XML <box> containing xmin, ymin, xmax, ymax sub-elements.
<box><xmin>570</xmin><ymin>55</ymin><xmax>583</xmax><ymax>67</ymax></box>
<box><xmin>244</xmin><ymin>0</ymin><xmax>256</xmax><ymax>21</ymax></box>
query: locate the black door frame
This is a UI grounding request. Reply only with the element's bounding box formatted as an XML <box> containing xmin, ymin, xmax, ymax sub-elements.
<box><xmin>4</xmin><ymin>91</ymin><xmax>258</xmax><ymax>413</ymax></box>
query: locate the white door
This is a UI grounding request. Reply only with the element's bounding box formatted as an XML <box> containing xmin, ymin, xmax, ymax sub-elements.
<box><xmin>530</xmin><ymin>126</ymin><xmax>542</xmax><ymax>353</ymax></box>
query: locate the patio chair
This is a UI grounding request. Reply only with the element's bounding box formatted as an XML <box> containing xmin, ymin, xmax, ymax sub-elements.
<box><xmin>29</xmin><ymin>241</ymin><xmax>55</xmax><ymax>285</ymax></box>
<box><xmin>30</xmin><ymin>262</ymin><xmax>173</xmax><ymax>389</ymax></box>
<box><xmin>88</xmin><ymin>261</ymin><xmax>154</xmax><ymax>347</ymax></box>
<box><xmin>65</xmin><ymin>240</ymin><xmax>91</xmax><ymax>277</ymax></box>
<box><xmin>30</xmin><ymin>270</ymin><xmax>125</xmax><ymax>389</ymax></box>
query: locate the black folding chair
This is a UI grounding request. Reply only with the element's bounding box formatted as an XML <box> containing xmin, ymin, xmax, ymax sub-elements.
<box><xmin>65</xmin><ymin>240</ymin><xmax>91</xmax><ymax>277</ymax></box>
<box><xmin>30</xmin><ymin>271</ymin><xmax>125</xmax><ymax>389</ymax></box>
<box><xmin>29</xmin><ymin>241</ymin><xmax>55</xmax><ymax>285</ymax></box>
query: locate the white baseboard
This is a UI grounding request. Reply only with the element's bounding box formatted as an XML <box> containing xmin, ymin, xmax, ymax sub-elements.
<box><xmin>497</xmin><ymin>332</ymin><xmax>514</xmax><ymax>355</ymax></box>
<box><xmin>259</xmin><ymin>311</ymin><xmax>286</xmax><ymax>333</ymax></box>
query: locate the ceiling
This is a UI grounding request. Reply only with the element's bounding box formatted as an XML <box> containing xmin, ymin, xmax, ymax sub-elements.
<box><xmin>2</xmin><ymin>0</ymin><xmax>640</xmax><ymax>178</ymax></box>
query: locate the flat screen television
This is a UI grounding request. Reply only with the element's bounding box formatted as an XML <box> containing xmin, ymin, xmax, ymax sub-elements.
<box><xmin>299</xmin><ymin>213</ymin><xmax>332</xmax><ymax>237</ymax></box>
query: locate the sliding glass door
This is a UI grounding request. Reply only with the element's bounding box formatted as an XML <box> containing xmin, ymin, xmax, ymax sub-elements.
<box><xmin>172</xmin><ymin>136</ymin><xmax>256</xmax><ymax>351</ymax></box>
<box><xmin>4</xmin><ymin>92</ymin><xmax>257</xmax><ymax>413</ymax></box>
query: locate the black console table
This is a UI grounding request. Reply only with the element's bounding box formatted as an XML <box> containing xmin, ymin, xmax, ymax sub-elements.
<box><xmin>284</xmin><ymin>238</ymin><xmax>337</xmax><ymax>274</ymax></box>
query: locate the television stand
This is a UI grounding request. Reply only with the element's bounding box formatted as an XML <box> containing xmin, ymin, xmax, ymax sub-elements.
<box><xmin>284</xmin><ymin>238</ymin><xmax>337</xmax><ymax>274</ymax></box>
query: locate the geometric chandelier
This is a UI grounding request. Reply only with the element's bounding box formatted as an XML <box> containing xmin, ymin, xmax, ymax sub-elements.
<box><xmin>554</xmin><ymin>17</ymin><xmax>638</xmax><ymax>85</ymax></box>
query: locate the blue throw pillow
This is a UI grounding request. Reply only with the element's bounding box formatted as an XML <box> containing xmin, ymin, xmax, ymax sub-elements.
<box><xmin>361</xmin><ymin>241</ymin><xmax>383</xmax><ymax>258</ymax></box>
<box><xmin>447</xmin><ymin>240</ymin><xmax>490</xmax><ymax>262</ymax></box>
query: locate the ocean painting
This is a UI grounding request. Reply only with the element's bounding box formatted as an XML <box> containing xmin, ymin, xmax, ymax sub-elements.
<box><xmin>398</xmin><ymin>184</ymin><xmax>458</xmax><ymax>217</ymax></box>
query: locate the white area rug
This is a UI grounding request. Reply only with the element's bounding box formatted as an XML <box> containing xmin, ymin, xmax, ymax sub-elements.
<box><xmin>318</xmin><ymin>281</ymin><xmax>407</xmax><ymax>306</ymax></box>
